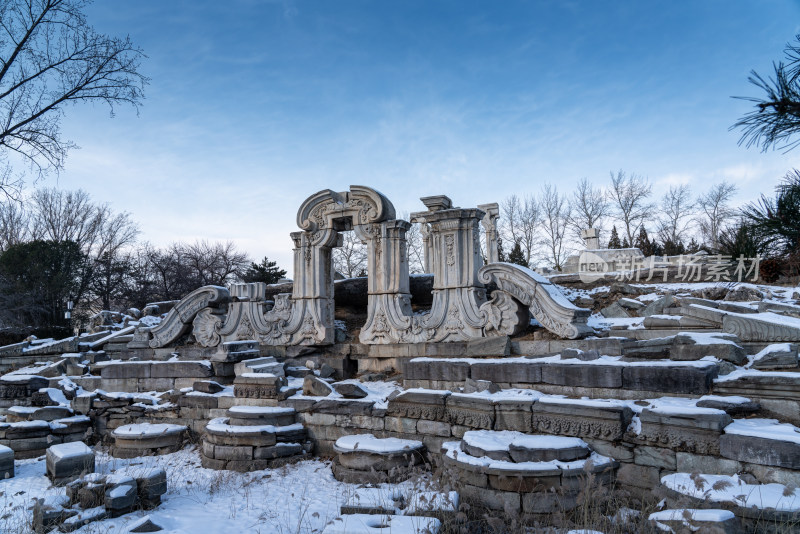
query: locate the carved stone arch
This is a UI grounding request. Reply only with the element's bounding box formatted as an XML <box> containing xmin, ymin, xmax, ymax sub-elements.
<box><xmin>296</xmin><ymin>185</ymin><xmax>396</xmax><ymax>233</ymax></box>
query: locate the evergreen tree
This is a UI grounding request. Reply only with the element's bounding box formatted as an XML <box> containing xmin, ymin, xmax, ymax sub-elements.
<box><xmin>241</xmin><ymin>257</ymin><xmax>287</xmax><ymax>285</ymax></box>
<box><xmin>621</xmin><ymin>237</ymin><xmax>630</xmax><ymax>248</ymax></box>
<box><xmin>635</xmin><ymin>226</ymin><xmax>657</xmax><ymax>256</ymax></box>
<box><xmin>497</xmin><ymin>238</ymin><xmax>506</xmax><ymax>262</ymax></box>
<box><xmin>507</xmin><ymin>240</ymin><xmax>528</xmax><ymax>267</ymax></box>
<box><xmin>661</xmin><ymin>238</ymin><xmax>686</xmax><ymax>256</ymax></box>
<box><xmin>686</xmin><ymin>238</ymin><xmax>701</xmax><ymax>254</ymax></box>
<box><xmin>607</xmin><ymin>226</ymin><xmax>622</xmax><ymax>249</ymax></box>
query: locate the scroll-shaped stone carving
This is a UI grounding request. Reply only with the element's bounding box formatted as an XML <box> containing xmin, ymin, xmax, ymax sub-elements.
<box><xmin>192</xmin><ymin>308</ymin><xmax>223</xmax><ymax>347</ymax></box>
<box><xmin>148</xmin><ymin>286</ymin><xmax>230</xmax><ymax>348</ymax></box>
<box><xmin>478</xmin><ymin>263</ymin><xmax>592</xmax><ymax>339</ymax></box>
<box><xmin>722</xmin><ymin>313</ymin><xmax>800</xmax><ymax>342</ymax></box>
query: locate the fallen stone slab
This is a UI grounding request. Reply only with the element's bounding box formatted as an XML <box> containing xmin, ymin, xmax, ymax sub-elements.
<box><xmin>192</xmin><ymin>380</ymin><xmax>225</xmax><ymax>394</ymax></box>
<box><xmin>720</xmin><ymin>418</ymin><xmax>800</xmax><ymax>469</ymax></box>
<box><xmin>750</xmin><ymin>343</ymin><xmax>798</xmax><ymax>370</ymax></box>
<box><xmin>695</xmin><ymin>395</ymin><xmax>759</xmax><ymax>416</ymax></box>
<box><xmin>671</xmin><ymin>332</ymin><xmax>746</xmax><ymax>365</ymax></box>
<box><xmin>332</xmin><ymin>381</ymin><xmax>368</xmax><ymax>399</ymax></box>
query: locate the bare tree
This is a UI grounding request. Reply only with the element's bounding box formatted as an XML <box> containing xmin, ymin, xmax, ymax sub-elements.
<box><xmin>697</xmin><ymin>181</ymin><xmax>738</xmax><ymax>251</ymax></box>
<box><xmin>0</xmin><ymin>0</ymin><xmax>148</xmax><ymax>198</ymax></box>
<box><xmin>500</xmin><ymin>194</ymin><xmax>540</xmax><ymax>267</ymax></box>
<box><xmin>405</xmin><ymin>220</ymin><xmax>426</xmax><ymax>274</ymax></box>
<box><xmin>29</xmin><ymin>188</ymin><xmax>103</xmax><ymax>250</ymax></box>
<box><xmin>656</xmin><ymin>184</ymin><xmax>694</xmax><ymax>245</ymax></box>
<box><xmin>607</xmin><ymin>170</ymin><xmax>654</xmax><ymax>245</ymax></box>
<box><xmin>539</xmin><ymin>183</ymin><xmax>571</xmax><ymax>271</ymax></box>
<box><xmin>182</xmin><ymin>240</ymin><xmax>249</xmax><ymax>287</ymax></box>
<box><xmin>568</xmin><ymin>177</ymin><xmax>609</xmax><ymax>239</ymax></box>
<box><xmin>332</xmin><ymin>231</ymin><xmax>367</xmax><ymax>278</ymax></box>
<box><xmin>0</xmin><ymin>200</ymin><xmax>29</xmax><ymax>251</ymax></box>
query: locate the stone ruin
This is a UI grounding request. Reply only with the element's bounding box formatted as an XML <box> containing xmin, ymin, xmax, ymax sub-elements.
<box><xmin>137</xmin><ymin>185</ymin><xmax>590</xmax><ymax>350</ymax></box>
<box><xmin>1</xmin><ymin>185</ymin><xmax>800</xmax><ymax>533</ymax></box>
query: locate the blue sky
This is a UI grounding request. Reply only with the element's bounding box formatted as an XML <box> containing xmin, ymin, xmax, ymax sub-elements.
<box><xmin>53</xmin><ymin>0</ymin><xmax>800</xmax><ymax>270</ymax></box>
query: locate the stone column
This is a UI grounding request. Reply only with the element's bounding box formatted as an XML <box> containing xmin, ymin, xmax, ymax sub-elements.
<box><xmin>477</xmin><ymin>202</ymin><xmax>500</xmax><ymax>264</ymax></box>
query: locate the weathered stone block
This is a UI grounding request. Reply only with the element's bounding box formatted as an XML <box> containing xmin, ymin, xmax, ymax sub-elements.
<box><xmin>104</xmin><ymin>476</ymin><xmax>137</xmax><ymax>512</ymax></box>
<box><xmin>465</xmin><ymin>336</ymin><xmax>510</xmax><ymax>357</ymax></box>
<box><xmin>541</xmin><ymin>363</ymin><xmax>622</xmax><ymax>388</ymax></box>
<box><xmin>150</xmin><ymin>361</ymin><xmax>211</xmax><ymax>378</ymax></box>
<box><xmin>460</xmin><ymin>484</ymin><xmax>520</xmax><ymax>514</ymax></box>
<box><xmin>383</xmin><ymin>416</ymin><xmax>418</xmax><ymax>435</ymax></box>
<box><xmin>720</xmin><ymin>433</ymin><xmax>800</xmax><ymax>469</ymax></box>
<box><xmin>403</xmin><ymin>359</ymin><xmax>470</xmax><ymax>381</ymax></box>
<box><xmin>213</xmin><ymin>445</ymin><xmax>253</xmax><ymax>461</ymax></box>
<box><xmin>634</xmin><ymin>445</ymin><xmax>676</xmax><ymax>470</ymax></box>
<box><xmin>616</xmin><ymin>462</ymin><xmax>661</xmax><ymax>490</ymax></box>
<box><xmin>46</xmin><ymin>442</ymin><xmax>94</xmax><ymax>483</ymax></box>
<box><xmin>417</xmin><ymin>420</ymin><xmax>451</xmax><ymax>437</ymax></box>
<box><xmin>622</xmin><ymin>364</ymin><xmax>717</xmax><ymax>394</ymax></box>
<box><xmin>471</xmin><ymin>361</ymin><xmax>541</xmax><ymax>384</ymax></box>
<box><xmin>100</xmin><ymin>362</ymin><xmax>151</xmax><ymax>379</ymax></box>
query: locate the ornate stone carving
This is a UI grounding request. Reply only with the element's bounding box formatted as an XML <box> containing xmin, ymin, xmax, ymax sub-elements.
<box><xmin>531</xmin><ymin>414</ymin><xmax>624</xmax><ymax>440</ymax></box>
<box><xmin>192</xmin><ymin>308</ymin><xmax>222</xmax><ymax>348</ymax></box>
<box><xmin>478</xmin><ymin>263</ymin><xmax>592</xmax><ymax>339</ymax></box>
<box><xmin>148</xmin><ymin>286</ymin><xmax>229</xmax><ymax>348</ymax></box>
<box><xmin>722</xmin><ymin>314</ymin><xmax>800</xmax><ymax>342</ymax></box>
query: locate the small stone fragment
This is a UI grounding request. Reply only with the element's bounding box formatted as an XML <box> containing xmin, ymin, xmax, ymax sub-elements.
<box><xmin>303</xmin><ymin>375</ymin><xmax>334</xmax><ymax>397</ymax></box>
<box><xmin>332</xmin><ymin>382</ymin><xmax>369</xmax><ymax>399</ymax></box>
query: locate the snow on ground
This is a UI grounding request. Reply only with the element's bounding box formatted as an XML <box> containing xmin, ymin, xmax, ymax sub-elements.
<box><xmin>0</xmin><ymin>447</ymin><xmax>357</xmax><ymax>534</ymax></box>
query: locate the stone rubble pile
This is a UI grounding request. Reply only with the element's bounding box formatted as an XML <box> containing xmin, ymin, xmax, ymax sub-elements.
<box><xmin>33</xmin><ymin>467</ymin><xmax>167</xmax><ymax>533</ymax></box>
